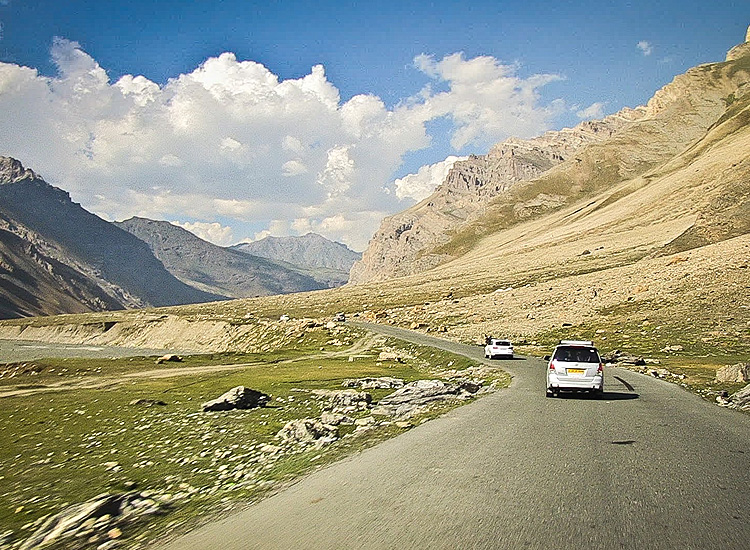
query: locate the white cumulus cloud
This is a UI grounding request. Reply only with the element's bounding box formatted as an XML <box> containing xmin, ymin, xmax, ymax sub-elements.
<box><xmin>413</xmin><ymin>52</ymin><xmax>564</xmax><ymax>149</ymax></box>
<box><xmin>0</xmin><ymin>39</ymin><xmax>565</xmax><ymax>249</ymax></box>
<box><xmin>576</xmin><ymin>102</ymin><xmax>606</xmax><ymax>120</ymax></box>
<box><xmin>637</xmin><ymin>41</ymin><xmax>653</xmax><ymax>56</ymax></box>
<box><xmin>171</xmin><ymin>220</ymin><xmax>234</xmax><ymax>246</ymax></box>
<box><xmin>395</xmin><ymin>155</ymin><xmax>468</xmax><ymax>202</ymax></box>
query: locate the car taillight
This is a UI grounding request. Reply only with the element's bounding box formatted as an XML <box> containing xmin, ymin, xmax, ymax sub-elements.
<box><xmin>597</xmin><ymin>363</ymin><xmax>603</xmax><ymax>373</ymax></box>
<box><xmin>549</xmin><ymin>361</ymin><xmax>555</xmax><ymax>370</ymax></box>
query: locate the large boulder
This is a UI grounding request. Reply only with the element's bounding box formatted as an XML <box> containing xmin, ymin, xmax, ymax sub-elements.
<box><xmin>202</xmin><ymin>386</ymin><xmax>269</xmax><ymax>412</ymax></box>
<box><xmin>715</xmin><ymin>363</ymin><xmax>750</xmax><ymax>383</ymax></box>
<box><xmin>372</xmin><ymin>379</ymin><xmax>482</xmax><ymax>418</ymax></box>
<box><xmin>19</xmin><ymin>492</ymin><xmax>162</xmax><ymax>550</ymax></box>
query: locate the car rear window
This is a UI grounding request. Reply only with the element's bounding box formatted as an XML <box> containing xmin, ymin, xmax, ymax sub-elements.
<box><xmin>553</xmin><ymin>346</ymin><xmax>600</xmax><ymax>363</ymax></box>
<box><xmin>492</xmin><ymin>340</ymin><xmax>511</xmax><ymax>346</ymax></box>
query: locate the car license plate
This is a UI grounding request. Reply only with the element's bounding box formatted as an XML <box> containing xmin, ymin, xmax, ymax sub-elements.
<box><xmin>567</xmin><ymin>368</ymin><xmax>585</xmax><ymax>375</ymax></box>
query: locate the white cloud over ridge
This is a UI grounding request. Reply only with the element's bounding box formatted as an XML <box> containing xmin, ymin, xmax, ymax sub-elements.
<box><xmin>395</xmin><ymin>155</ymin><xmax>468</xmax><ymax>202</ymax></box>
<box><xmin>0</xmin><ymin>39</ymin><xmax>565</xmax><ymax>250</ymax></box>
<box><xmin>172</xmin><ymin>220</ymin><xmax>234</xmax><ymax>246</ymax></box>
<box><xmin>576</xmin><ymin>102</ymin><xmax>606</xmax><ymax>120</ymax></box>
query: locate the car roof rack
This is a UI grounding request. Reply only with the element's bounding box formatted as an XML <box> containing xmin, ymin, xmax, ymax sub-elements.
<box><xmin>559</xmin><ymin>339</ymin><xmax>594</xmax><ymax>346</ymax></box>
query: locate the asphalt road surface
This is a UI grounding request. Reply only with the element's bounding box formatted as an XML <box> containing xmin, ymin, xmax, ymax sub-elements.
<box><xmin>158</xmin><ymin>322</ymin><xmax>750</xmax><ymax>549</ymax></box>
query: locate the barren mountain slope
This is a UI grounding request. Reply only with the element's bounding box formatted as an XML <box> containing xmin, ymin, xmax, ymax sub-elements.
<box><xmin>0</xmin><ymin>158</ymin><xmax>222</xmax><ymax>318</ymax></box>
<box><xmin>349</xmin><ymin>108</ymin><xmax>644</xmax><ymax>283</ymax></box>
<box><xmin>1</xmin><ymin>35</ymin><xmax>749</xmax><ymax>357</ymax></box>
<box><xmin>0</xmin><ymin>210</ymin><xmax>135</xmax><ymax>318</ymax></box>
<box><xmin>351</xmin><ymin>38</ymin><xmax>750</xmax><ymax>284</ymax></box>
<box><xmin>4</xmin><ymin>66</ymin><xmax>747</xmax><ymax>354</ymax></box>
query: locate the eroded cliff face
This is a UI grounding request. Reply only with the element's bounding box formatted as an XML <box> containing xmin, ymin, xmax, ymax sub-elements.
<box><xmin>349</xmin><ymin>32</ymin><xmax>750</xmax><ymax>285</ymax></box>
<box><xmin>349</xmin><ymin>108</ymin><xmax>645</xmax><ymax>284</ymax></box>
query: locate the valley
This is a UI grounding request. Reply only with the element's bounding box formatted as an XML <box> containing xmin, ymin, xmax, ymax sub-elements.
<box><xmin>0</xmin><ymin>23</ymin><xmax>749</xmax><ymax>550</ymax></box>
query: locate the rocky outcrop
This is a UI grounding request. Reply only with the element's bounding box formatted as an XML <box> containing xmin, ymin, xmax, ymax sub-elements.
<box><xmin>202</xmin><ymin>386</ymin><xmax>270</xmax><ymax>411</ymax></box>
<box><xmin>349</xmin><ymin>108</ymin><xmax>645</xmax><ymax>283</ymax></box>
<box><xmin>342</xmin><ymin>377</ymin><xmax>405</xmax><ymax>389</ymax></box>
<box><xmin>371</xmin><ymin>379</ymin><xmax>482</xmax><ymax>418</ymax></box>
<box><xmin>725</xmin><ymin>24</ymin><xmax>750</xmax><ymax>61</ymax></box>
<box><xmin>350</xmin><ymin>30</ymin><xmax>750</xmax><ymax>284</ymax></box>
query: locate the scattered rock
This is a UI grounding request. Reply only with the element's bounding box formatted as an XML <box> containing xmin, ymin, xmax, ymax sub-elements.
<box><xmin>601</xmin><ymin>350</ymin><xmax>646</xmax><ymax>366</ymax></box>
<box><xmin>202</xmin><ymin>386</ymin><xmax>270</xmax><ymax>412</ymax></box>
<box><xmin>320</xmin><ymin>412</ymin><xmax>355</xmax><ymax>426</ymax></box>
<box><xmin>342</xmin><ymin>377</ymin><xmax>404</xmax><ymax>389</ymax></box>
<box><xmin>377</xmin><ymin>351</ymin><xmax>404</xmax><ymax>362</ymax></box>
<box><xmin>660</xmin><ymin>345</ymin><xmax>684</xmax><ymax>352</ymax></box>
<box><xmin>313</xmin><ymin>389</ymin><xmax>372</xmax><ymax>411</ymax></box>
<box><xmin>276</xmin><ymin>418</ymin><xmax>338</xmax><ymax>445</ymax></box>
<box><xmin>715</xmin><ymin>363</ymin><xmax>750</xmax><ymax>383</ymax></box>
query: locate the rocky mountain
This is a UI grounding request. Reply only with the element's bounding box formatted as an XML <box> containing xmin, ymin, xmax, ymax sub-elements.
<box><xmin>0</xmin><ymin>157</ymin><xmax>221</xmax><ymax>318</ymax></box>
<box><xmin>232</xmin><ymin>233</ymin><xmax>361</xmax><ymax>287</ymax></box>
<box><xmin>350</xmin><ymin>30</ymin><xmax>750</xmax><ymax>284</ymax></box>
<box><xmin>116</xmin><ymin>217</ymin><xmax>326</xmax><ymax>298</ymax></box>
<box><xmin>0</xmin><ymin>208</ymin><xmax>129</xmax><ymax>318</ymax></box>
<box><xmin>1</xmin><ymin>29</ymin><xmax>749</xmax><ymax>397</ymax></box>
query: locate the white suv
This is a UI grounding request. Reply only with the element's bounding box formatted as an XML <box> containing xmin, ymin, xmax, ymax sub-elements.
<box><xmin>545</xmin><ymin>340</ymin><xmax>603</xmax><ymax>397</ymax></box>
<box><xmin>484</xmin><ymin>339</ymin><xmax>514</xmax><ymax>359</ymax></box>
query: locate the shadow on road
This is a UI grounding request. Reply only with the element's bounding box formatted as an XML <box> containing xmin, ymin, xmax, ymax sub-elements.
<box><xmin>554</xmin><ymin>391</ymin><xmax>640</xmax><ymax>401</ymax></box>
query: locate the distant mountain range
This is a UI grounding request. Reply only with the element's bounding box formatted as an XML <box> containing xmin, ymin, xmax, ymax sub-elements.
<box><xmin>115</xmin><ymin>217</ymin><xmax>326</xmax><ymax>298</ymax></box>
<box><xmin>0</xmin><ymin>157</ymin><xmax>359</xmax><ymax>319</ymax></box>
<box><xmin>232</xmin><ymin>234</ymin><xmax>360</xmax><ymax>288</ymax></box>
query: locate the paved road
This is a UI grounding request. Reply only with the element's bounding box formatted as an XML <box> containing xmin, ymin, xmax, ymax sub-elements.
<box><xmin>158</xmin><ymin>323</ymin><xmax>750</xmax><ymax>549</ymax></box>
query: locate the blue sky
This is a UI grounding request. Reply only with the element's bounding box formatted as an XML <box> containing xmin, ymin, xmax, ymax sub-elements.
<box><xmin>0</xmin><ymin>0</ymin><xmax>747</xmax><ymax>249</ymax></box>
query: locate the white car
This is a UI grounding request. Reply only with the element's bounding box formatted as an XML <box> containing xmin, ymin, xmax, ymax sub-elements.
<box><xmin>484</xmin><ymin>339</ymin><xmax>514</xmax><ymax>359</ymax></box>
<box><xmin>546</xmin><ymin>340</ymin><xmax>603</xmax><ymax>397</ymax></box>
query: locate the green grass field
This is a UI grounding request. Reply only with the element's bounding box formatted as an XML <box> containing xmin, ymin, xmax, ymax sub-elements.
<box><xmin>0</xmin><ymin>326</ymin><xmax>508</xmax><ymax>548</ymax></box>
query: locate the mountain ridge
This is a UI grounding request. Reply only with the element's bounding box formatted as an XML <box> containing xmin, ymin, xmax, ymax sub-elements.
<box><xmin>232</xmin><ymin>233</ymin><xmax>360</xmax><ymax>288</ymax></box>
<box><xmin>0</xmin><ymin>157</ymin><xmax>222</xmax><ymax>318</ymax></box>
<box><xmin>349</xmin><ymin>36</ymin><xmax>750</xmax><ymax>284</ymax></box>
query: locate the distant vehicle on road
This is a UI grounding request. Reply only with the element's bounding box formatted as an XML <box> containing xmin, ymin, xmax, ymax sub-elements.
<box><xmin>484</xmin><ymin>339</ymin><xmax>513</xmax><ymax>359</ymax></box>
<box><xmin>545</xmin><ymin>340</ymin><xmax>603</xmax><ymax>397</ymax></box>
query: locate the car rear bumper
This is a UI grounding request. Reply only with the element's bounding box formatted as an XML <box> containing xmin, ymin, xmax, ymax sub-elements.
<box><xmin>547</xmin><ymin>373</ymin><xmax>603</xmax><ymax>390</ymax></box>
